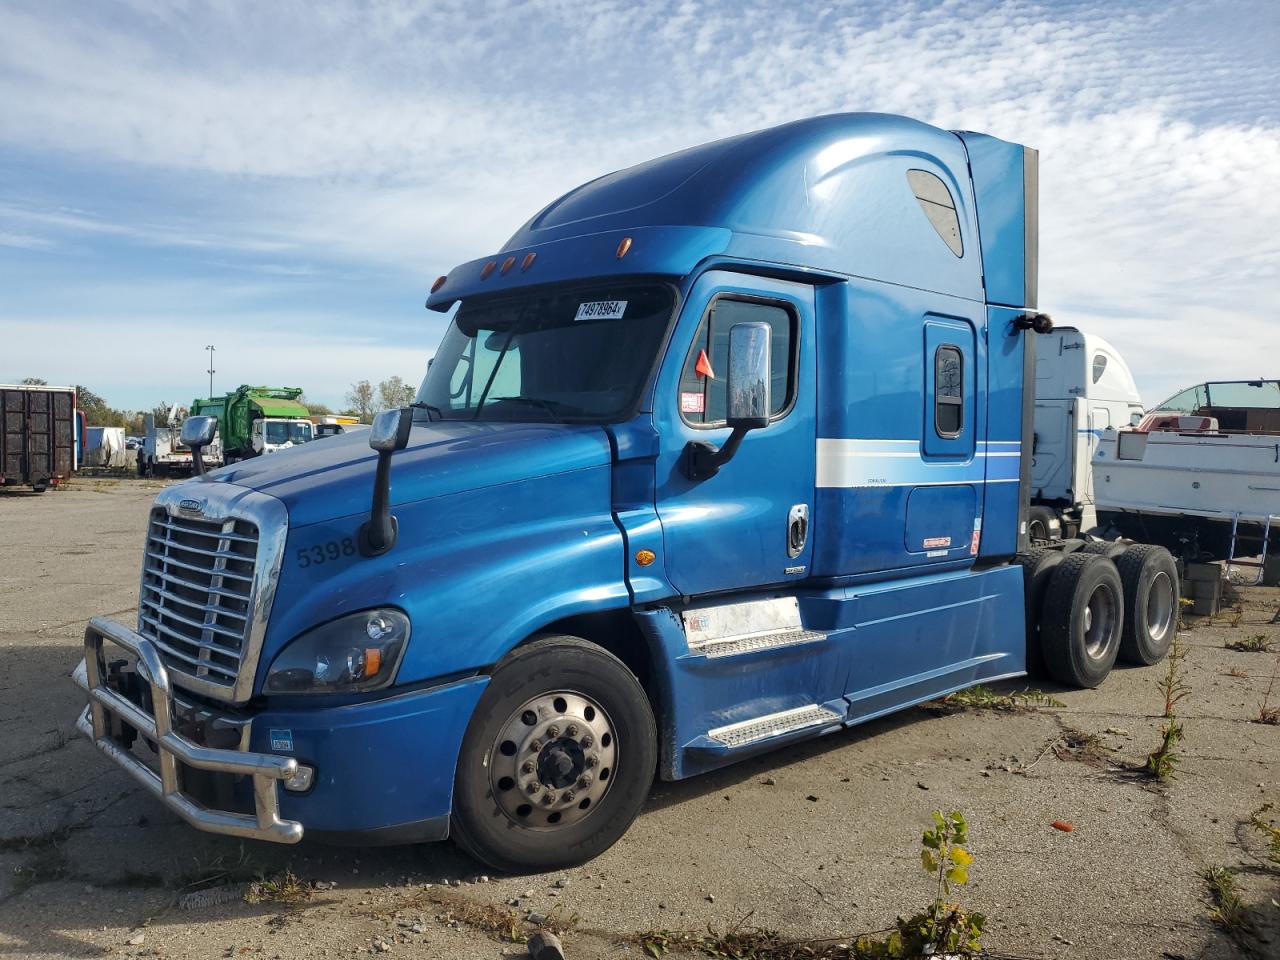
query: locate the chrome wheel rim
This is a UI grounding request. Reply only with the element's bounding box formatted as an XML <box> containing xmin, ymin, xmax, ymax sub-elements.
<box><xmin>1084</xmin><ymin>583</ymin><xmax>1117</xmax><ymax>659</ymax></box>
<box><xmin>488</xmin><ymin>690</ymin><xmax>617</xmax><ymax>830</ymax></box>
<box><xmin>1147</xmin><ymin>571</ymin><xmax>1174</xmax><ymax>644</ymax></box>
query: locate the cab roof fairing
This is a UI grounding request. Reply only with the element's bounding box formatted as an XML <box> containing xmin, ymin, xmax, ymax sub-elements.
<box><xmin>425</xmin><ymin>113</ymin><xmax>1027</xmax><ymax>312</ymax></box>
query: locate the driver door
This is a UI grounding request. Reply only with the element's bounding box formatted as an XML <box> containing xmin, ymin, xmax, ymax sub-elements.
<box><xmin>652</xmin><ymin>271</ymin><xmax>816</xmax><ymax>597</ymax></box>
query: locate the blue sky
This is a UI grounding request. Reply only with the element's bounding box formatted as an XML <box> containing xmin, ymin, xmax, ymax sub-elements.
<box><xmin>1</xmin><ymin>0</ymin><xmax>1277</xmax><ymax>411</ymax></box>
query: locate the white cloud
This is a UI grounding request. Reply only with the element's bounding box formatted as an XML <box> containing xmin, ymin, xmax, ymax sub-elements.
<box><xmin>0</xmin><ymin>0</ymin><xmax>1276</xmax><ymax>406</ymax></box>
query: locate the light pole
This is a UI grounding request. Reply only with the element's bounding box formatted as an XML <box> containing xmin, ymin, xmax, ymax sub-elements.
<box><xmin>205</xmin><ymin>344</ymin><xmax>216</xmax><ymax>398</ymax></box>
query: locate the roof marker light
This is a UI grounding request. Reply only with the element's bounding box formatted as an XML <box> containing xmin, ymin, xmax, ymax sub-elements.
<box><xmin>480</xmin><ymin>261</ymin><xmax>497</xmax><ymax>280</ymax></box>
<box><xmin>430</xmin><ymin>275</ymin><xmax>447</xmax><ymax>293</ymax></box>
<box><xmin>616</xmin><ymin>236</ymin><xmax>632</xmax><ymax>259</ymax></box>
<box><xmin>501</xmin><ymin>256</ymin><xmax>516</xmax><ymax>275</ymax></box>
<box><xmin>521</xmin><ymin>252</ymin><xmax>536</xmax><ymax>271</ymax></box>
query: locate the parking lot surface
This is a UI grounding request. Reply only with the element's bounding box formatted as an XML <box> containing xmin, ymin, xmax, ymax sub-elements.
<box><xmin>2</xmin><ymin>480</ymin><xmax>1277</xmax><ymax>959</ymax></box>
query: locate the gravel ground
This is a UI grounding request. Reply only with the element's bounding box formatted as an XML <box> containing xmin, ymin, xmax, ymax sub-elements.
<box><xmin>1</xmin><ymin>478</ymin><xmax>1277</xmax><ymax>960</ymax></box>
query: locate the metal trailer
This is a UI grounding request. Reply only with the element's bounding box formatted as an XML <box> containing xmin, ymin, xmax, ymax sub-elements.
<box><xmin>0</xmin><ymin>383</ymin><xmax>77</xmax><ymax>492</ymax></box>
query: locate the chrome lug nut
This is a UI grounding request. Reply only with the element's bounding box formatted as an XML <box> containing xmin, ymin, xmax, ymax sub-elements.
<box><xmin>584</xmin><ymin>754</ymin><xmax>599</xmax><ymax>768</ymax></box>
<box><xmin>547</xmin><ymin>724</ymin><xmax>560</xmax><ymax>738</ymax></box>
<box><xmin>562</xmin><ymin>791</ymin><xmax>575</xmax><ymax>803</ymax></box>
<box><xmin>521</xmin><ymin>760</ymin><xmax>535</xmax><ymax>774</ymax></box>
<box><xmin>566</xmin><ymin>724</ymin><xmax>579</xmax><ymax>738</ymax></box>
<box><xmin>541</xmin><ymin>792</ymin><xmax>555</xmax><ymax>805</ymax></box>
<box><xmin>526</xmin><ymin>782</ymin><xmax>539</xmax><ymax>794</ymax></box>
<box><xmin>580</xmin><ymin>734</ymin><xmax>594</xmax><ymax>748</ymax></box>
<box><xmin>577</xmin><ymin>774</ymin><xmax>593</xmax><ymax>788</ymax></box>
<box><xmin>528</xmin><ymin>739</ymin><xmax>541</xmax><ymax>753</ymax></box>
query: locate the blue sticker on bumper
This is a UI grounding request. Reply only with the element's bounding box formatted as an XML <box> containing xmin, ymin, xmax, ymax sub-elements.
<box><xmin>269</xmin><ymin>729</ymin><xmax>294</xmax><ymax>752</ymax></box>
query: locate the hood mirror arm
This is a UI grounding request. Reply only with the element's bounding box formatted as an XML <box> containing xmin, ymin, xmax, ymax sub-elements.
<box><xmin>359</xmin><ymin>408</ymin><xmax>412</xmax><ymax>557</ymax></box>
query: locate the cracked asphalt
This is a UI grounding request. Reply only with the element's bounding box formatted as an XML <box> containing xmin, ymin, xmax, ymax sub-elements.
<box><xmin>1</xmin><ymin>479</ymin><xmax>1278</xmax><ymax>959</ymax></box>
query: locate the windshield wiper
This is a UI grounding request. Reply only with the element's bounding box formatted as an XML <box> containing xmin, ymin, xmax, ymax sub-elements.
<box><xmin>409</xmin><ymin>401</ymin><xmax>445</xmax><ymax>421</ymax></box>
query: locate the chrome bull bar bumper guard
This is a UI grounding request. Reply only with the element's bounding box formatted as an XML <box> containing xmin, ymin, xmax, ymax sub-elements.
<box><xmin>75</xmin><ymin>616</ymin><xmax>303</xmax><ymax>844</ymax></box>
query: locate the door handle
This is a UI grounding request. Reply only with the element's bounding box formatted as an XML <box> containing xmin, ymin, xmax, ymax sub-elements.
<box><xmin>787</xmin><ymin>504</ymin><xmax>809</xmax><ymax>558</ymax></box>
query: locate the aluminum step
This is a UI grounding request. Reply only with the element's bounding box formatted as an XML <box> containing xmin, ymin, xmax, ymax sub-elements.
<box><xmin>691</xmin><ymin>627</ymin><xmax>826</xmax><ymax>659</ymax></box>
<box><xmin>707</xmin><ymin>704</ymin><xmax>844</xmax><ymax>749</ymax></box>
<box><xmin>683</xmin><ymin>597</ymin><xmax>826</xmax><ymax>659</ymax></box>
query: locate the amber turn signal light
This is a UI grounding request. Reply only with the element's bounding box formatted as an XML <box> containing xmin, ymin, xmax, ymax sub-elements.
<box><xmin>521</xmin><ymin>252</ymin><xmax>537</xmax><ymax>271</ymax></box>
<box><xmin>480</xmin><ymin>260</ymin><xmax>497</xmax><ymax>280</ymax></box>
<box><xmin>430</xmin><ymin>275</ymin><xmax>447</xmax><ymax>293</ymax></box>
<box><xmin>616</xmin><ymin>236</ymin><xmax>632</xmax><ymax>259</ymax></box>
<box><xmin>634</xmin><ymin>549</ymin><xmax>656</xmax><ymax>567</ymax></box>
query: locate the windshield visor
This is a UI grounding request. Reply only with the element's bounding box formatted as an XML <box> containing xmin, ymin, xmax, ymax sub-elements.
<box><xmin>415</xmin><ymin>283</ymin><xmax>675</xmax><ymax>423</ymax></box>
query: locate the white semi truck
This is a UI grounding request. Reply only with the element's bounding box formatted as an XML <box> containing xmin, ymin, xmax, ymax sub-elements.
<box><xmin>1029</xmin><ymin>327</ymin><xmax>1144</xmax><ymax>541</ymax></box>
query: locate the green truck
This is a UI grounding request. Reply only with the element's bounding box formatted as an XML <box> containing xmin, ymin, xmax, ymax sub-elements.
<box><xmin>190</xmin><ymin>385</ymin><xmax>314</xmax><ymax>464</ymax></box>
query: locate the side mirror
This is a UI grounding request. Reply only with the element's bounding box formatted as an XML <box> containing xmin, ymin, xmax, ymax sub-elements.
<box><xmin>368</xmin><ymin>407</ymin><xmax>412</xmax><ymax>452</ymax></box>
<box><xmin>181</xmin><ymin>415</ymin><xmax>218</xmax><ymax>476</ymax></box>
<box><xmin>360</xmin><ymin>408</ymin><xmax>412</xmax><ymax>556</ymax></box>
<box><xmin>684</xmin><ymin>321</ymin><xmax>773</xmax><ymax>480</ymax></box>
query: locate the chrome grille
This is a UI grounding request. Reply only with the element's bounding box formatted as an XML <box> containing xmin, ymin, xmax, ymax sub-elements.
<box><xmin>139</xmin><ymin>509</ymin><xmax>260</xmax><ymax>690</ymax></box>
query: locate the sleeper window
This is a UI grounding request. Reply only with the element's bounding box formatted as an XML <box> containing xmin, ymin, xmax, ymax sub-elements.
<box><xmin>679</xmin><ymin>299</ymin><xmax>795</xmax><ymax>425</ymax></box>
<box><xmin>907</xmin><ymin>169</ymin><xmax>963</xmax><ymax>257</ymax></box>
<box><xmin>935</xmin><ymin>345</ymin><xmax>963</xmax><ymax>437</ymax></box>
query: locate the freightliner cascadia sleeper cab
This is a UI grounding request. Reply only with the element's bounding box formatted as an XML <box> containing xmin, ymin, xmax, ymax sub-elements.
<box><xmin>75</xmin><ymin>114</ymin><xmax>1180</xmax><ymax>871</ymax></box>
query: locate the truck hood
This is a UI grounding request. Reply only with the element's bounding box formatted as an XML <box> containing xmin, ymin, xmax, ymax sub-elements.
<box><xmin>195</xmin><ymin>420</ymin><xmax>613</xmax><ymax>527</ymax></box>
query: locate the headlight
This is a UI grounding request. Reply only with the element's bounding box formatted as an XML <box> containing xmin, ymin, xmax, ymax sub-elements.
<box><xmin>264</xmin><ymin>608</ymin><xmax>409</xmax><ymax>695</ymax></box>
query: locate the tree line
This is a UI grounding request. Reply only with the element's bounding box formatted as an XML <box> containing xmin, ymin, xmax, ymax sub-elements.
<box><xmin>16</xmin><ymin>376</ymin><xmax>420</xmax><ymax>429</ymax></box>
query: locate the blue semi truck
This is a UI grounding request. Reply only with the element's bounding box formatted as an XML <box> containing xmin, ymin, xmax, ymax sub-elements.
<box><xmin>76</xmin><ymin>113</ymin><xmax>1179</xmax><ymax>871</ymax></box>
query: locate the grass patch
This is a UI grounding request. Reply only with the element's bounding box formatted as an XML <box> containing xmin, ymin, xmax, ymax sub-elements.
<box><xmin>635</xmin><ymin>922</ymin><xmax>869</xmax><ymax>958</ymax></box>
<box><xmin>356</xmin><ymin>887</ymin><xmax>577</xmax><ymax>947</ymax></box>
<box><xmin>1202</xmin><ymin>866</ymin><xmax>1257</xmax><ymax>951</ymax></box>
<box><xmin>1051</xmin><ymin>727</ymin><xmax>1111</xmax><ymax>767</ymax></box>
<box><xmin>922</xmin><ymin>685</ymin><xmax>1064</xmax><ymax>715</ymax></box>
<box><xmin>174</xmin><ymin>845</ymin><xmax>265</xmax><ymax>891</ymax></box>
<box><xmin>1250</xmin><ymin>804</ymin><xmax>1280</xmax><ymax>865</ymax></box>
<box><xmin>1226</xmin><ymin>635</ymin><xmax>1273</xmax><ymax>653</ymax></box>
<box><xmin>245</xmin><ymin>869</ymin><xmax>312</xmax><ymax>906</ymax></box>
<box><xmin>10</xmin><ymin>846</ymin><xmax>68</xmax><ymax>893</ymax></box>
<box><xmin>1142</xmin><ymin>719</ymin><xmax>1182</xmax><ymax>781</ymax></box>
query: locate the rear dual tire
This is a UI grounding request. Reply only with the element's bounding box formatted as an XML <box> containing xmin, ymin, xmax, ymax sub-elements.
<box><xmin>1041</xmin><ymin>552</ymin><xmax>1124</xmax><ymax>688</ymax></box>
<box><xmin>1014</xmin><ymin>547</ymin><xmax>1063</xmax><ymax>676</ymax></box>
<box><xmin>1115</xmin><ymin>544</ymin><xmax>1179</xmax><ymax>665</ymax></box>
<box><xmin>1028</xmin><ymin>542</ymin><xmax>1178</xmax><ymax>687</ymax></box>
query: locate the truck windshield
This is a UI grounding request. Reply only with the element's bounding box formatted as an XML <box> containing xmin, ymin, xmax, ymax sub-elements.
<box><xmin>265</xmin><ymin>421</ymin><xmax>314</xmax><ymax>445</ymax></box>
<box><xmin>415</xmin><ymin>283</ymin><xmax>675</xmax><ymax>423</ymax></box>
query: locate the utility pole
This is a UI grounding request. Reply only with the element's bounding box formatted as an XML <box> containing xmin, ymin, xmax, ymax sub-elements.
<box><xmin>205</xmin><ymin>344</ymin><xmax>216</xmax><ymax>399</ymax></box>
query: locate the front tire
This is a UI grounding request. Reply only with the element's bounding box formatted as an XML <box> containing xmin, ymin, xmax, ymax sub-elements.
<box><xmin>451</xmin><ymin>635</ymin><xmax>656</xmax><ymax>873</ymax></box>
<box><xmin>1041</xmin><ymin>553</ymin><xmax>1125</xmax><ymax>688</ymax></box>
